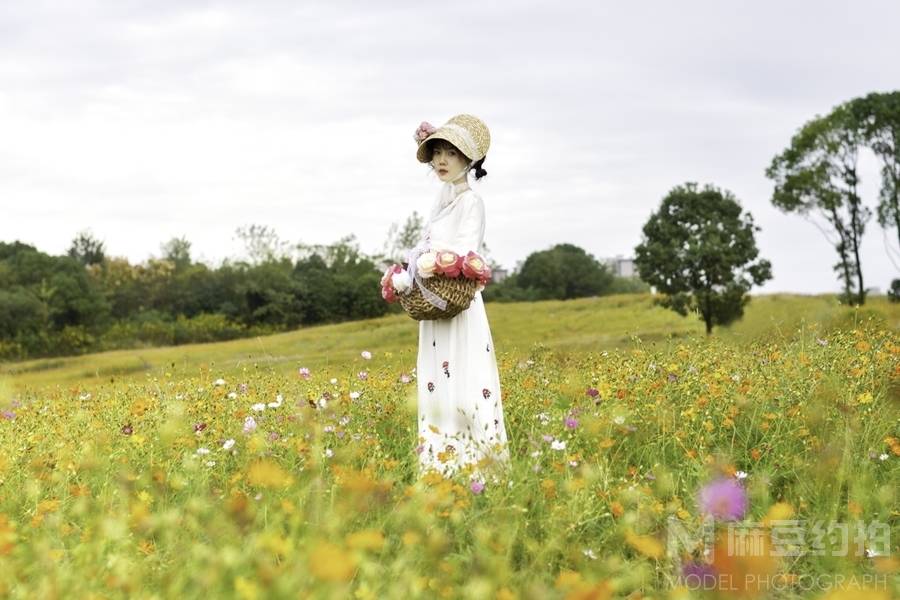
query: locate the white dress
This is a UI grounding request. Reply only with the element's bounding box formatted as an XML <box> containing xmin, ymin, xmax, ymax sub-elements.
<box><xmin>414</xmin><ymin>185</ymin><xmax>512</xmax><ymax>480</ymax></box>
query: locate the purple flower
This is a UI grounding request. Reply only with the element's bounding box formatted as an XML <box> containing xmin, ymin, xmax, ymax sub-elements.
<box><xmin>698</xmin><ymin>477</ymin><xmax>748</xmax><ymax>521</ymax></box>
<box><xmin>680</xmin><ymin>562</ymin><xmax>717</xmax><ymax>587</ymax></box>
<box><xmin>668</xmin><ymin>373</ymin><xmax>678</xmax><ymax>382</ymax></box>
<box><xmin>542</xmin><ymin>434</ymin><xmax>554</xmax><ymax>443</ymax></box>
<box><xmin>121</xmin><ymin>423</ymin><xmax>133</xmax><ymax>435</ymax></box>
<box><xmin>470</xmin><ymin>480</ymin><xmax>485</xmax><ymax>495</ymax></box>
<box><xmin>193</xmin><ymin>422</ymin><xmax>207</xmax><ymax>433</ymax></box>
<box><xmin>585</xmin><ymin>387</ymin><xmax>599</xmax><ymax>398</ymax></box>
<box><xmin>298</xmin><ymin>367</ymin><xmax>311</xmax><ymax>379</ymax></box>
<box><xmin>565</xmin><ymin>416</ymin><xmax>579</xmax><ymax>429</ymax></box>
<box><xmin>243</xmin><ymin>416</ymin><xmax>258</xmax><ymax>434</ymax></box>
<box><xmin>239</xmin><ymin>383</ymin><xmax>249</xmax><ymax>393</ymax></box>
<box><xmin>1</xmin><ymin>410</ymin><xmax>14</xmax><ymax>420</ymax></box>
<box><xmin>358</xmin><ymin>371</ymin><xmax>368</xmax><ymax>381</ymax></box>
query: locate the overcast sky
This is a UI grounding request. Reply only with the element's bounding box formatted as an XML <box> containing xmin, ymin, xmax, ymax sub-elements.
<box><xmin>2</xmin><ymin>0</ymin><xmax>899</xmax><ymax>294</ymax></box>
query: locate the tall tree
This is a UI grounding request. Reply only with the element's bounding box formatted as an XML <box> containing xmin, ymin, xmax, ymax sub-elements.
<box><xmin>67</xmin><ymin>229</ymin><xmax>106</xmax><ymax>267</ymax></box>
<box><xmin>161</xmin><ymin>235</ymin><xmax>193</xmax><ymax>271</ymax></box>
<box><xmin>233</xmin><ymin>224</ymin><xmax>290</xmax><ymax>266</ymax></box>
<box><xmin>847</xmin><ymin>92</ymin><xmax>900</xmax><ymax>266</ymax></box>
<box><xmin>766</xmin><ymin>107</ymin><xmax>870</xmax><ymax>305</ymax></box>
<box><xmin>634</xmin><ymin>183</ymin><xmax>772</xmax><ymax>335</ymax></box>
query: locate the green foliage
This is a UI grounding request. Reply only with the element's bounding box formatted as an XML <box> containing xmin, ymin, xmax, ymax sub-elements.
<box><xmin>634</xmin><ymin>182</ymin><xmax>772</xmax><ymax>335</ymax></box>
<box><xmin>67</xmin><ymin>229</ymin><xmax>106</xmax><ymax>267</ymax></box>
<box><xmin>515</xmin><ymin>243</ymin><xmax>615</xmax><ymax>300</ymax></box>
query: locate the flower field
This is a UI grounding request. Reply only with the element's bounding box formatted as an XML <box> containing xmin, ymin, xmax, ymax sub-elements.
<box><xmin>0</xmin><ymin>294</ymin><xmax>898</xmax><ymax>598</ymax></box>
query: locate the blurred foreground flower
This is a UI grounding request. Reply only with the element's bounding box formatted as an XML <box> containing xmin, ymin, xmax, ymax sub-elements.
<box><xmin>698</xmin><ymin>477</ymin><xmax>748</xmax><ymax>521</ymax></box>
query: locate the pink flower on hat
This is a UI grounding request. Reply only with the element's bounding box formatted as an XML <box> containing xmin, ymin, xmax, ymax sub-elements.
<box><xmin>413</xmin><ymin>121</ymin><xmax>437</xmax><ymax>143</ymax></box>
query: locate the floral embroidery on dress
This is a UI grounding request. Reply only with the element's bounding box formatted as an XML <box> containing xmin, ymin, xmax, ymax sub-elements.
<box><xmin>427</xmin><ymin>382</ymin><xmax>435</xmax><ymax>392</ymax></box>
<box><xmin>482</xmin><ymin>388</ymin><xmax>491</xmax><ymax>399</ymax></box>
<box><xmin>442</xmin><ymin>360</ymin><xmax>450</xmax><ymax>378</ymax></box>
<box><xmin>486</xmin><ymin>344</ymin><xmax>490</xmax><ymax>352</ymax></box>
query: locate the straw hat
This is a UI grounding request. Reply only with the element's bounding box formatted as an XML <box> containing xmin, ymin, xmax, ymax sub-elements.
<box><xmin>415</xmin><ymin>114</ymin><xmax>491</xmax><ymax>163</ymax></box>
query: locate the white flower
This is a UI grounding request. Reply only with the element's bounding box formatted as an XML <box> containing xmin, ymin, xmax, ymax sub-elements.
<box><xmin>551</xmin><ymin>439</ymin><xmax>567</xmax><ymax>451</ymax></box>
<box><xmin>243</xmin><ymin>416</ymin><xmax>257</xmax><ymax>434</ymax></box>
<box><xmin>879</xmin><ymin>453</ymin><xmax>889</xmax><ymax>461</ymax></box>
<box><xmin>267</xmin><ymin>394</ymin><xmax>283</xmax><ymax>408</ymax></box>
<box><xmin>227</xmin><ymin>392</ymin><xmax>238</xmax><ymax>399</ymax></box>
<box><xmin>339</xmin><ymin>415</ymin><xmax>351</xmax><ymax>426</ymax></box>
<box><xmin>175</xmin><ymin>394</ymin><xmax>184</xmax><ymax>400</ymax></box>
<box><xmin>416</xmin><ymin>251</ymin><xmax>438</xmax><ymax>278</ymax></box>
<box><xmin>613</xmin><ymin>416</ymin><xmax>625</xmax><ymax>425</ymax></box>
<box><xmin>569</xmin><ymin>460</ymin><xmax>579</xmax><ymax>467</ymax></box>
<box><xmin>324</xmin><ymin>425</ymin><xmax>335</xmax><ymax>433</ymax></box>
<box><xmin>536</xmin><ymin>412</ymin><xmax>550</xmax><ymax>425</ymax></box>
<box><xmin>330</xmin><ymin>378</ymin><xmax>338</xmax><ymax>385</ymax></box>
<box><xmin>530</xmin><ymin>450</ymin><xmax>542</xmax><ymax>458</ymax></box>
<box><xmin>213</xmin><ymin>378</ymin><xmax>226</xmax><ymax>386</ymax></box>
<box><xmin>251</xmin><ymin>403</ymin><xmax>266</xmax><ymax>412</ymax></box>
<box><xmin>735</xmin><ymin>470</ymin><xmax>748</xmax><ymax>480</ymax></box>
<box><xmin>222</xmin><ymin>439</ymin><xmax>235</xmax><ymax>450</ymax></box>
<box><xmin>392</xmin><ymin>269</ymin><xmax>413</xmax><ymax>293</ymax></box>
<box><xmin>349</xmin><ymin>391</ymin><xmax>361</xmax><ymax>400</ymax></box>
<box><xmin>583</xmin><ymin>549</ymin><xmax>598</xmax><ymax>560</ymax></box>
<box><xmin>865</xmin><ymin>548</ymin><xmax>882</xmax><ymax>557</ymax></box>
<box><xmin>324</xmin><ymin>448</ymin><xmax>333</xmax><ymax>458</ymax></box>
<box><xmin>361</xmin><ymin>350</ymin><xmax>372</xmax><ymax>360</ymax></box>
<box><xmin>78</xmin><ymin>393</ymin><xmax>92</xmax><ymax>401</ymax></box>
<box><xmin>196</xmin><ymin>447</ymin><xmax>210</xmax><ymax>455</ymax></box>
<box><xmin>317</xmin><ymin>397</ymin><xmax>328</xmax><ymax>409</ymax></box>
<box><xmin>206</xmin><ymin>460</ymin><xmax>216</xmax><ymax>467</ymax></box>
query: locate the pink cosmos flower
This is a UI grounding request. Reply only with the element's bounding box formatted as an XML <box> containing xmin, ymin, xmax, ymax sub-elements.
<box><xmin>565</xmin><ymin>416</ymin><xmax>579</xmax><ymax>429</ymax></box>
<box><xmin>698</xmin><ymin>477</ymin><xmax>748</xmax><ymax>521</ymax></box>
<box><xmin>470</xmin><ymin>480</ymin><xmax>485</xmax><ymax>495</ymax></box>
<box><xmin>298</xmin><ymin>367</ymin><xmax>311</xmax><ymax>379</ymax></box>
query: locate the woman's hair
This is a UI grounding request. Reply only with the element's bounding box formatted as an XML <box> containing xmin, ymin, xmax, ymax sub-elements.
<box><xmin>425</xmin><ymin>139</ymin><xmax>488</xmax><ymax>181</ymax></box>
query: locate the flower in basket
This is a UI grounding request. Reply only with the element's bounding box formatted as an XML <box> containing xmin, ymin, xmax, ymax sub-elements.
<box><xmin>391</xmin><ymin>268</ymin><xmax>413</xmax><ymax>293</ymax></box>
<box><xmin>461</xmin><ymin>251</ymin><xmax>491</xmax><ymax>283</ymax></box>
<box><xmin>381</xmin><ymin>264</ymin><xmax>401</xmax><ymax>288</ymax></box>
<box><xmin>381</xmin><ymin>284</ymin><xmax>397</xmax><ymax>303</ymax></box>
<box><xmin>416</xmin><ymin>250</ymin><xmax>438</xmax><ymax>278</ymax></box>
<box><xmin>434</xmin><ymin>250</ymin><xmax>463</xmax><ymax>278</ymax></box>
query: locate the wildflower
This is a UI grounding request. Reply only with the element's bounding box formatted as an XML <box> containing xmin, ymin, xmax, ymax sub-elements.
<box><xmin>565</xmin><ymin>416</ymin><xmax>579</xmax><ymax>429</ymax></box>
<box><xmin>470</xmin><ymin>480</ymin><xmax>485</xmax><ymax>494</ymax></box>
<box><xmin>339</xmin><ymin>415</ymin><xmax>350</xmax><ymax>426</ymax></box>
<box><xmin>399</xmin><ymin>373</ymin><xmax>412</xmax><ymax>384</ymax></box>
<box><xmin>586</xmin><ymin>387</ymin><xmax>599</xmax><ymax>398</ymax></box>
<box><xmin>324</xmin><ymin>425</ymin><xmax>335</xmax><ymax>433</ymax></box>
<box><xmin>361</xmin><ymin>350</ymin><xmax>372</xmax><ymax>360</ymax></box>
<box><xmin>205</xmin><ymin>461</ymin><xmax>216</xmax><ymax>467</ymax></box>
<box><xmin>214</xmin><ymin>378</ymin><xmax>226</xmax><ymax>386</ymax></box>
<box><xmin>324</xmin><ymin>448</ymin><xmax>334</xmax><ymax>458</ymax></box>
<box><xmin>239</xmin><ymin>383</ymin><xmax>249</xmax><ymax>393</ymax></box>
<box><xmin>1</xmin><ymin>411</ymin><xmax>14</xmax><ymax>420</ymax></box>
<box><xmin>358</xmin><ymin>371</ymin><xmax>368</xmax><ymax>380</ymax></box>
<box><xmin>613</xmin><ymin>416</ymin><xmax>625</xmax><ymax>425</ymax></box>
<box><xmin>268</xmin><ymin>432</ymin><xmax>280</xmax><ymax>441</ymax></box>
<box><xmin>316</xmin><ymin>396</ymin><xmax>328</xmax><ymax>409</ymax></box>
<box><xmin>330</xmin><ymin>378</ymin><xmax>338</xmax><ymax>385</ymax></box>
<box><xmin>78</xmin><ymin>392</ymin><xmax>92</xmax><ymax>401</ymax></box>
<box><xmin>193</xmin><ymin>422</ymin><xmax>207</xmax><ymax>433</ymax></box>
<box><xmin>530</xmin><ymin>450</ymin><xmax>541</xmax><ymax>458</ymax></box>
<box><xmin>267</xmin><ymin>394</ymin><xmax>283</xmax><ymax>409</ymax></box>
<box><xmin>349</xmin><ymin>391</ymin><xmax>361</xmax><ymax>400</ymax></box>
<box><xmin>227</xmin><ymin>392</ymin><xmax>238</xmax><ymax>399</ymax></box>
<box><xmin>551</xmin><ymin>439</ymin><xmax>567</xmax><ymax>451</ymax></box>
<box><xmin>121</xmin><ymin>423</ymin><xmax>133</xmax><ymax>435</ymax></box>
<box><xmin>243</xmin><ymin>416</ymin><xmax>257</xmax><ymax>434</ymax></box>
<box><xmin>536</xmin><ymin>412</ymin><xmax>551</xmax><ymax>425</ymax></box>
<box><xmin>583</xmin><ymin>549</ymin><xmax>598</xmax><ymax>560</ymax></box>
<box><xmin>222</xmin><ymin>439</ymin><xmax>235</xmax><ymax>450</ymax></box>
<box><xmin>569</xmin><ymin>460</ymin><xmax>578</xmax><ymax>467</ymax></box>
<box><xmin>542</xmin><ymin>434</ymin><xmax>554</xmax><ymax>442</ymax></box>
<box><xmin>879</xmin><ymin>453</ymin><xmax>889</xmax><ymax>461</ymax></box>
<box><xmin>816</xmin><ymin>338</ymin><xmax>828</xmax><ymax>346</ymax></box>
<box><xmin>698</xmin><ymin>478</ymin><xmax>748</xmax><ymax>521</ymax></box>
<box><xmin>735</xmin><ymin>470</ymin><xmax>748</xmax><ymax>480</ymax></box>
<box><xmin>251</xmin><ymin>403</ymin><xmax>266</xmax><ymax>412</ymax></box>
<box><xmin>196</xmin><ymin>447</ymin><xmax>210</xmax><ymax>455</ymax></box>
<box><xmin>298</xmin><ymin>367</ymin><xmax>311</xmax><ymax>379</ymax></box>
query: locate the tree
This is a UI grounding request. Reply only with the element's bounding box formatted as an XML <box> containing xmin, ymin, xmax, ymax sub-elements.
<box><xmin>846</xmin><ymin>92</ymin><xmax>900</xmax><ymax>270</ymax></box>
<box><xmin>516</xmin><ymin>243</ymin><xmax>614</xmax><ymax>300</ymax></box>
<box><xmin>67</xmin><ymin>229</ymin><xmax>106</xmax><ymax>267</ymax></box>
<box><xmin>633</xmin><ymin>182</ymin><xmax>772</xmax><ymax>335</ymax></box>
<box><xmin>161</xmin><ymin>236</ymin><xmax>193</xmax><ymax>271</ymax></box>
<box><xmin>233</xmin><ymin>224</ymin><xmax>291</xmax><ymax>266</ymax></box>
<box><xmin>377</xmin><ymin>211</ymin><xmax>425</xmax><ymax>269</ymax></box>
<box><xmin>766</xmin><ymin>104</ymin><xmax>872</xmax><ymax>305</ymax></box>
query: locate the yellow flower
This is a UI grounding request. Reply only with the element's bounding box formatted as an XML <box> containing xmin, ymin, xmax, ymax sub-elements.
<box><xmin>625</xmin><ymin>529</ymin><xmax>664</xmax><ymax>559</ymax></box>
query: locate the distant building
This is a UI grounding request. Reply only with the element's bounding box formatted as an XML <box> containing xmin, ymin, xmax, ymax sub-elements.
<box><xmin>601</xmin><ymin>254</ymin><xmax>639</xmax><ymax>278</ymax></box>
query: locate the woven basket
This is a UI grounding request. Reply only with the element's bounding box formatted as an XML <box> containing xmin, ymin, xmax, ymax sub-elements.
<box><xmin>397</xmin><ymin>268</ymin><xmax>480</xmax><ymax>321</ymax></box>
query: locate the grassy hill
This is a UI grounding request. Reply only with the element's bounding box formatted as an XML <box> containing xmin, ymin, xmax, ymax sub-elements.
<box><xmin>2</xmin><ymin>293</ymin><xmax>897</xmax><ymax>393</ymax></box>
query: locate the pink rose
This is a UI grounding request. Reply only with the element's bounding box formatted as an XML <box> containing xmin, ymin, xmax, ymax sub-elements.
<box><xmin>381</xmin><ymin>284</ymin><xmax>397</xmax><ymax>303</ymax></box>
<box><xmin>461</xmin><ymin>251</ymin><xmax>490</xmax><ymax>282</ymax></box>
<box><xmin>434</xmin><ymin>250</ymin><xmax>462</xmax><ymax>278</ymax></box>
<box><xmin>413</xmin><ymin>121</ymin><xmax>437</xmax><ymax>143</ymax></box>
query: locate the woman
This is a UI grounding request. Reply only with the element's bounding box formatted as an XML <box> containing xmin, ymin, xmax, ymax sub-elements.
<box><xmin>408</xmin><ymin>114</ymin><xmax>511</xmax><ymax>482</ymax></box>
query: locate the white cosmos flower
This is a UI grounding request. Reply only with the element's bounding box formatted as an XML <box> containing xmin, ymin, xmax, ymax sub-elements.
<box><xmin>213</xmin><ymin>378</ymin><xmax>226</xmax><ymax>386</ymax></box>
<box><xmin>583</xmin><ymin>549</ymin><xmax>598</xmax><ymax>560</ymax></box>
<box><xmin>251</xmin><ymin>403</ymin><xmax>266</xmax><ymax>412</ymax></box>
<box><xmin>222</xmin><ymin>439</ymin><xmax>235</xmax><ymax>450</ymax></box>
<box><xmin>361</xmin><ymin>350</ymin><xmax>372</xmax><ymax>360</ymax></box>
<box><xmin>330</xmin><ymin>378</ymin><xmax>338</xmax><ymax>385</ymax></box>
<box><xmin>879</xmin><ymin>453</ymin><xmax>889</xmax><ymax>461</ymax></box>
<box><xmin>227</xmin><ymin>392</ymin><xmax>237</xmax><ymax>399</ymax></box>
<box><xmin>735</xmin><ymin>470</ymin><xmax>748</xmax><ymax>479</ymax></box>
<box><xmin>613</xmin><ymin>416</ymin><xmax>625</xmax><ymax>425</ymax></box>
<box><xmin>551</xmin><ymin>439</ymin><xmax>566</xmax><ymax>451</ymax></box>
<box><xmin>324</xmin><ymin>448</ymin><xmax>334</xmax><ymax>458</ymax></box>
<box><xmin>196</xmin><ymin>447</ymin><xmax>210</xmax><ymax>455</ymax></box>
<box><xmin>349</xmin><ymin>391</ymin><xmax>361</xmax><ymax>400</ymax></box>
<box><xmin>267</xmin><ymin>394</ymin><xmax>283</xmax><ymax>408</ymax></box>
